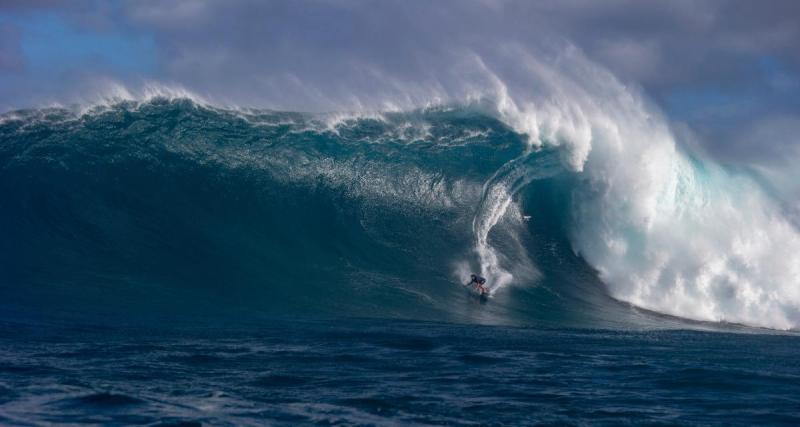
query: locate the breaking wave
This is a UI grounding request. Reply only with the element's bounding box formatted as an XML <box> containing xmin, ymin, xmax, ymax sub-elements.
<box><xmin>2</xmin><ymin>51</ymin><xmax>799</xmax><ymax>330</ymax></box>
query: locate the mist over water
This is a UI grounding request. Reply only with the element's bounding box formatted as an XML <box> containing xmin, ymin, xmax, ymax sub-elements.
<box><xmin>2</xmin><ymin>73</ymin><xmax>799</xmax><ymax>331</ymax></box>
<box><xmin>0</xmin><ymin>35</ymin><xmax>797</xmax><ymax>332</ymax></box>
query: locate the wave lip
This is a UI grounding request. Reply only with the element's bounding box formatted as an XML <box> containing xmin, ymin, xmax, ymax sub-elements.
<box><xmin>3</xmin><ymin>57</ymin><xmax>800</xmax><ymax>331</ymax></box>
<box><xmin>459</xmin><ymin>49</ymin><xmax>800</xmax><ymax>330</ymax></box>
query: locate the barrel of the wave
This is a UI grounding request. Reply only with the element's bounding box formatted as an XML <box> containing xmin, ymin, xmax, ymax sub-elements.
<box><xmin>470</xmin><ymin>149</ymin><xmax>563</xmax><ymax>293</ymax></box>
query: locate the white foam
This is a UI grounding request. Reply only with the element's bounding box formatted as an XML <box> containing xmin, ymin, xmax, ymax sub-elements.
<box><xmin>477</xmin><ymin>47</ymin><xmax>800</xmax><ymax>330</ymax></box>
<box><xmin>60</xmin><ymin>80</ymin><xmax>215</xmax><ymax>117</ymax></box>
<box><xmin>470</xmin><ymin>151</ymin><xmax>561</xmax><ymax>293</ymax></box>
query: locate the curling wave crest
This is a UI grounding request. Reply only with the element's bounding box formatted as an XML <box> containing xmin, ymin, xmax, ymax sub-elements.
<box><xmin>2</xmin><ymin>50</ymin><xmax>799</xmax><ymax>330</ymax></box>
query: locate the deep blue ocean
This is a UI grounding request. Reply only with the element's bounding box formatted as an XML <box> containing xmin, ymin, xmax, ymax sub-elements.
<box><xmin>2</xmin><ymin>99</ymin><xmax>799</xmax><ymax>425</ymax></box>
<box><xmin>2</xmin><ymin>318</ymin><xmax>800</xmax><ymax>426</ymax></box>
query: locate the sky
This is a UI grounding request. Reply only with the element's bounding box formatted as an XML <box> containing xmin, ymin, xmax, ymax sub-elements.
<box><xmin>1</xmin><ymin>0</ymin><xmax>799</xmax><ymax>163</ymax></box>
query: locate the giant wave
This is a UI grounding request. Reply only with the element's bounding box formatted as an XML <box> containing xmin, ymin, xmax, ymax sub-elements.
<box><xmin>2</xmin><ymin>52</ymin><xmax>799</xmax><ymax>330</ymax></box>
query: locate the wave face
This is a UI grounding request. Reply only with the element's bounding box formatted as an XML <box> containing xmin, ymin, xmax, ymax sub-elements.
<box><xmin>1</xmin><ymin>97</ymin><xmax>799</xmax><ymax>330</ymax></box>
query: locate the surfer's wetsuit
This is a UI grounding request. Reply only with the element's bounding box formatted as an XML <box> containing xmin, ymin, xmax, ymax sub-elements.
<box><xmin>469</xmin><ymin>274</ymin><xmax>488</xmax><ymax>295</ymax></box>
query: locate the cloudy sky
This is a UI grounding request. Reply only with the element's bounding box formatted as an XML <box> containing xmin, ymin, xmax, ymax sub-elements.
<box><xmin>1</xmin><ymin>0</ymin><xmax>798</xmax><ymax>162</ymax></box>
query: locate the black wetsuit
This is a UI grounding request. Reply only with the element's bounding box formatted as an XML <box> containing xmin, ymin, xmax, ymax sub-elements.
<box><xmin>470</xmin><ymin>274</ymin><xmax>487</xmax><ymax>285</ymax></box>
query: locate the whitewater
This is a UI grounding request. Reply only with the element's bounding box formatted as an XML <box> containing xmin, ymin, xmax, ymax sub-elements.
<box><xmin>2</xmin><ymin>49</ymin><xmax>800</xmax><ymax>331</ymax></box>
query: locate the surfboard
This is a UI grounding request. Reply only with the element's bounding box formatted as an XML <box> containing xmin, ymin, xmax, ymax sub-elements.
<box><xmin>464</xmin><ymin>282</ymin><xmax>489</xmax><ymax>302</ymax></box>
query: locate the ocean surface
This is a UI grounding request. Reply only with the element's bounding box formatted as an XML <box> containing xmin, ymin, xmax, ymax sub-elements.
<box><xmin>2</xmin><ymin>318</ymin><xmax>800</xmax><ymax>426</ymax></box>
<box><xmin>2</xmin><ymin>99</ymin><xmax>800</xmax><ymax>425</ymax></box>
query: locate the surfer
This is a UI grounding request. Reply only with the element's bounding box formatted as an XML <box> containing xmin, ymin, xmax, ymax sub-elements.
<box><xmin>468</xmin><ymin>274</ymin><xmax>488</xmax><ymax>295</ymax></box>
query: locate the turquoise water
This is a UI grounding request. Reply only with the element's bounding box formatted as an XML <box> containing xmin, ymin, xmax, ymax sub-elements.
<box><xmin>0</xmin><ymin>99</ymin><xmax>617</xmax><ymax>327</ymax></box>
<box><xmin>2</xmin><ymin>99</ymin><xmax>799</xmax><ymax>425</ymax></box>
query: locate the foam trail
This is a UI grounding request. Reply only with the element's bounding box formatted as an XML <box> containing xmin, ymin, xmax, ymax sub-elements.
<box><xmin>472</xmin><ymin>150</ymin><xmax>562</xmax><ymax>292</ymax></box>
